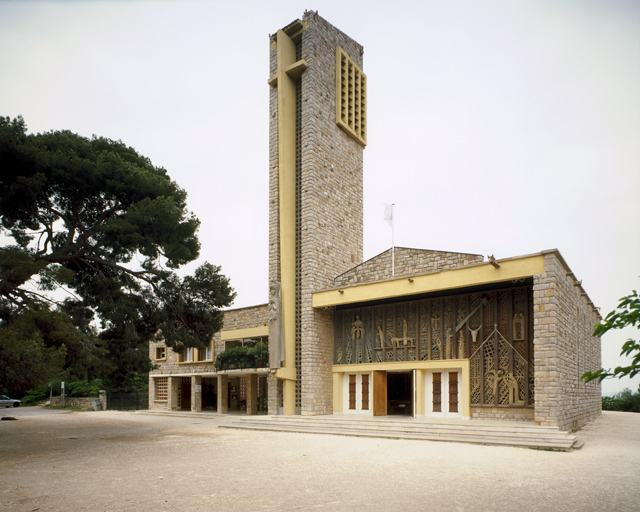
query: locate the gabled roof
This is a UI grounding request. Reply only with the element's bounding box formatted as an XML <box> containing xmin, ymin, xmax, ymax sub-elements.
<box><xmin>333</xmin><ymin>247</ymin><xmax>484</xmax><ymax>287</ymax></box>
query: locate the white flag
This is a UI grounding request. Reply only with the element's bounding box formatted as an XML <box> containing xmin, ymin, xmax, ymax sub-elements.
<box><xmin>383</xmin><ymin>203</ymin><xmax>394</xmax><ymax>227</ymax></box>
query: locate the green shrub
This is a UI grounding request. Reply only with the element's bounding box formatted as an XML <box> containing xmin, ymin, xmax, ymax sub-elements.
<box><xmin>602</xmin><ymin>388</ymin><xmax>640</xmax><ymax>412</ymax></box>
<box><xmin>254</xmin><ymin>341</ymin><xmax>269</xmax><ymax>365</ymax></box>
<box><xmin>602</xmin><ymin>395</ymin><xmax>619</xmax><ymax>410</ymax></box>
<box><xmin>66</xmin><ymin>379</ymin><xmax>102</xmax><ymax>397</ymax></box>
<box><xmin>20</xmin><ymin>389</ymin><xmax>49</xmax><ymax>406</ymax></box>
<box><xmin>20</xmin><ymin>379</ymin><xmax>103</xmax><ymax>405</ymax></box>
<box><xmin>214</xmin><ymin>343</ymin><xmax>269</xmax><ymax>371</ymax></box>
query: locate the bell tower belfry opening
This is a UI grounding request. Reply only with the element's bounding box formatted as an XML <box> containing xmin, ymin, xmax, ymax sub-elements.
<box><xmin>267</xmin><ymin>12</ymin><xmax>365</xmax><ymax>415</ymax></box>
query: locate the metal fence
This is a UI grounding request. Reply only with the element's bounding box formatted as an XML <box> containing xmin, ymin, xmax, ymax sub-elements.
<box><xmin>107</xmin><ymin>390</ymin><xmax>148</xmax><ymax>411</ymax></box>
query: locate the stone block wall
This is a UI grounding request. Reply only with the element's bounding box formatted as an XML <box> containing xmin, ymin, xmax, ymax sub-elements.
<box><xmin>267</xmin><ymin>18</ymin><xmax>283</xmax><ymax>415</ymax></box>
<box><xmin>297</xmin><ymin>12</ymin><xmax>364</xmax><ymax>415</ymax></box>
<box><xmin>268</xmin><ymin>30</ymin><xmax>279</xmax><ymax>298</ymax></box>
<box><xmin>533</xmin><ymin>250</ymin><xmax>602</xmax><ymax>431</ymax></box>
<box><xmin>471</xmin><ymin>406</ymin><xmax>534</xmax><ymax>422</ymax></box>
<box><xmin>148</xmin><ymin>375</ymin><xmax>163</xmax><ymax>411</ymax></box>
<box><xmin>218</xmin><ymin>304</ymin><xmax>269</xmax><ymax>332</ymax></box>
<box><xmin>148</xmin><ymin>339</ymin><xmax>214</xmax><ymax>377</ymax></box>
<box><xmin>212</xmin><ymin>304</ymin><xmax>268</xmax><ymax>357</ymax></box>
<box><xmin>50</xmin><ymin>396</ymin><xmax>100</xmax><ymax>411</ymax></box>
<box><xmin>334</xmin><ymin>247</ymin><xmax>484</xmax><ymax>287</ymax></box>
<box><xmin>267</xmin><ymin>374</ymin><xmax>282</xmax><ymax>414</ymax></box>
<box><xmin>301</xmin><ymin>307</ymin><xmax>335</xmax><ymax>415</ymax></box>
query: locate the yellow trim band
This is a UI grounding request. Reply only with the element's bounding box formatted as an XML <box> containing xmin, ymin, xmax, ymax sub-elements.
<box><xmin>332</xmin><ymin>360</ymin><xmax>469</xmax><ymax>373</ymax></box>
<box><xmin>274</xmin><ymin>367</ymin><xmax>297</xmax><ymax>381</ymax></box>
<box><xmin>313</xmin><ymin>254</ymin><xmax>545</xmax><ymax>308</ymax></box>
<box><xmin>221</xmin><ymin>326</ymin><xmax>269</xmax><ymax>341</ymax></box>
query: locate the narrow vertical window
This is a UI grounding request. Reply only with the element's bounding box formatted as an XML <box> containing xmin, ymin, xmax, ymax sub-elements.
<box><xmin>362</xmin><ymin>374</ymin><xmax>369</xmax><ymax>410</ymax></box>
<box><xmin>433</xmin><ymin>373</ymin><xmax>442</xmax><ymax>412</ymax></box>
<box><xmin>448</xmin><ymin>372</ymin><xmax>458</xmax><ymax>413</ymax></box>
<box><xmin>349</xmin><ymin>374</ymin><xmax>356</xmax><ymax>410</ymax></box>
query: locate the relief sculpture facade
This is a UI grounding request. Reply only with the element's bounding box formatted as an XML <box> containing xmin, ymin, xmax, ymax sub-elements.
<box><xmin>334</xmin><ymin>286</ymin><xmax>535</xmax><ymax>408</ymax></box>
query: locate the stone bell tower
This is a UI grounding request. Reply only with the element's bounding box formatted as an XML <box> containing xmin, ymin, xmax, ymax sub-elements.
<box><xmin>267</xmin><ymin>12</ymin><xmax>365</xmax><ymax>415</ymax></box>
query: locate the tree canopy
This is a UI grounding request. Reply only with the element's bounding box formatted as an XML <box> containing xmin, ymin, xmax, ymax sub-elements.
<box><xmin>581</xmin><ymin>290</ymin><xmax>640</xmax><ymax>384</ymax></box>
<box><xmin>0</xmin><ymin>116</ymin><xmax>235</xmax><ymax>392</ymax></box>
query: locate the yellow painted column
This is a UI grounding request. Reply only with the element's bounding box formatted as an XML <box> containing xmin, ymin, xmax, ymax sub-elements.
<box><xmin>333</xmin><ymin>372</ymin><xmax>343</xmax><ymax>413</ymax></box>
<box><xmin>461</xmin><ymin>362</ymin><xmax>471</xmax><ymax>418</ymax></box>
<box><xmin>276</xmin><ymin>29</ymin><xmax>298</xmax><ymax>414</ymax></box>
<box><xmin>415</xmin><ymin>369</ymin><xmax>425</xmax><ymax>416</ymax></box>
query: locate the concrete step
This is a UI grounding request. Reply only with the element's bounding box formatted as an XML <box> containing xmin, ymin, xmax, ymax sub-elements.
<box><xmin>236</xmin><ymin>416</ymin><xmax>566</xmax><ymax>434</ymax></box>
<box><xmin>231</xmin><ymin>422</ymin><xmax>576</xmax><ymax>444</ymax></box>
<box><xmin>233</xmin><ymin>416</ymin><xmax>574</xmax><ymax>436</ymax></box>
<box><xmin>229</xmin><ymin>425</ymin><xmax>576</xmax><ymax>450</ymax></box>
<box><xmin>225</xmin><ymin>416</ymin><xmax>578</xmax><ymax>451</ymax></box>
<box><xmin>230</xmin><ymin>423</ymin><xmax>576</xmax><ymax>445</ymax></box>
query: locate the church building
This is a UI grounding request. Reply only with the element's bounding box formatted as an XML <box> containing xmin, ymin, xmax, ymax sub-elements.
<box><xmin>149</xmin><ymin>11</ymin><xmax>602</xmax><ymax>433</ymax></box>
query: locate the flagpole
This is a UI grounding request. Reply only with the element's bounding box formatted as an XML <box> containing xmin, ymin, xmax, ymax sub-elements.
<box><xmin>383</xmin><ymin>203</ymin><xmax>395</xmax><ymax>277</ymax></box>
<box><xmin>391</xmin><ymin>203</ymin><xmax>395</xmax><ymax>277</ymax></box>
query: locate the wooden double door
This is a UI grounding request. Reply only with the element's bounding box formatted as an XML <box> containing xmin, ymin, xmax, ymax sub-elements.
<box><xmin>426</xmin><ymin>370</ymin><xmax>460</xmax><ymax>418</ymax></box>
<box><xmin>370</xmin><ymin>370</ymin><xmax>460</xmax><ymax>417</ymax></box>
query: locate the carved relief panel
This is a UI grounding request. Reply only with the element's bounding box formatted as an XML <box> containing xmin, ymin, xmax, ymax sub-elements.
<box><xmin>333</xmin><ymin>286</ymin><xmax>534</xmax><ymax>407</ymax></box>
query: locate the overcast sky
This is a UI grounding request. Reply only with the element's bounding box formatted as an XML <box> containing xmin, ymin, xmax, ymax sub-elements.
<box><xmin>1</xmin><ymin>0</ymin><xmax>638</xmax><ymax>395</ymax></box>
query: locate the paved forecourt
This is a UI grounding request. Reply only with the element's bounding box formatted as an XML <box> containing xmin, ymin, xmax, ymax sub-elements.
<box><xmin>0</xmin><ymin>409</ymin><xmax>638</xmax><ymax>511</ymax></box>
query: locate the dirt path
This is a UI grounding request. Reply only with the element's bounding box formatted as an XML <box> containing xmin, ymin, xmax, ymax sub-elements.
<box><xmin>1</xmin><ymin>410</ymin><xmax>638</xmax><ymax>511</ymax></box>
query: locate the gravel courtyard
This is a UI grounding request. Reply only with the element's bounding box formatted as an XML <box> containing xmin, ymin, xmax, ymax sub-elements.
<box><xmin>0</xmin><ymin>409</ymin><xmax>638</xmax><ymax>512</ymax></box>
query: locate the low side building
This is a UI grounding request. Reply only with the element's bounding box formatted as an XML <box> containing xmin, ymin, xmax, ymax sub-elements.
<box><xmin>149</xmin><ymin>304</ymin><xmax>269</xmax><ymax>415</ymax></box>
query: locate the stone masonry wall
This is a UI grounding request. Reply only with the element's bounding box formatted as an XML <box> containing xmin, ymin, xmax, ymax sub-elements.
<box><xmin>533</xmin><ymin>251</ymin><xmax>602</xmax><ymax>431</ymax></box>
<box><xmin>298</xmin><ymin>12</ymin><xmax>364</xmax><ymax>415</ymax></box>
<box><xmin>50</xmin><ymin>396</ymin><xmax>100</xmax><ymax>411</ymax></box>
<box><xmin>471</xmin><ymin>406</ymin><xmax>535</xmax><ymax>422</ymax></box>
<box><xmin>267</xmin><ymin>15</ymin><xmax>281</xmax><ymax>416</ymax></box>
<box><xmin>212</xmin><ymin>304</ymin><xmax>269</xmax><ymax>360</ymax></box>
<box><xmin>334</xmin><ymin>247</ymin><xmax>484</xmax><ymax>287</ymax></box>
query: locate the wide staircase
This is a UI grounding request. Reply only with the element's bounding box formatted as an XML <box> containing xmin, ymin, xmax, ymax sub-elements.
<box><xmin>225</xmin><ymin>415</ymin><xmax>581</xmax><ymax>451</ymax></box>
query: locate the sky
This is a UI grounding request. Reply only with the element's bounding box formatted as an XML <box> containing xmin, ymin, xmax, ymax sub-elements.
<box><xmin>1</xmin><ymin>0</ymin><xmax>638</xmax><ymax>395</ymax></box>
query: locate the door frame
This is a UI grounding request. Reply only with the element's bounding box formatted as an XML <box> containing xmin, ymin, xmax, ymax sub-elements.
<box><xmin>342</xmin><ymin>372</ymin><xmax>373</xmax><ymax>415</ymax></box>
<box><xmin>386</xmin><ymin>370</ymin><xmax>414</xmax><ymax>417</ymax></box>
<box><xmin>425</xmin><ymin>370</ymin><xmax>462</xmax><ymax>418</ymax></box>
<box><xmin>180</xmin><ymin>378</ymin><xmax>191</xmax><ymax>411</ymax></box>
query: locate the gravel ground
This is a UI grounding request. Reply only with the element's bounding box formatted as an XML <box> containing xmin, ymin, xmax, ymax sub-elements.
<box><xmin>0</xmin><ymin>409</ymin><xmax>638</xmax><ymax>512</ymax></box>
